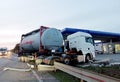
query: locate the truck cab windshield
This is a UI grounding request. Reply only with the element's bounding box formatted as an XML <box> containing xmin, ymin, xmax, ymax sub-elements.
<box><xmin>85</xmin><ymin>37</ymin><xmax>94</xmax><ymax>44</ymax></box>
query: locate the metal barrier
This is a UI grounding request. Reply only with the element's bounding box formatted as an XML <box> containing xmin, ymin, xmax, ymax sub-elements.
<box><xmin>54</xmin><ymin>62</ymin><xmax>120</xmax><ymax>82</ymax></box>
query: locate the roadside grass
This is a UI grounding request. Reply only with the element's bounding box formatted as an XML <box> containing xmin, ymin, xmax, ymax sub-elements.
<box><xmin>80</xmin><ymin>65</ymin><xmax>120</xmax><ymax>79</ymax></box>
<box><xmin>49</xmin><ymin>70</ymin><xmax>80</xmax><ymax>82</ymax></box>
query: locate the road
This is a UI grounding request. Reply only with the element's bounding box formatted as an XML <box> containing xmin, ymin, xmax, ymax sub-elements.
<box><xmin>0</xmin><ymin>53</ymin><xmax>59</xmax><ymax>82</ymax></box>
<box><xmin>96</xmin><ymin>54</ymin><xmax>120</xmax><ymax>63</ymax></box>
<box><xmin>1</xmin><ymin>53</ymin><xmax>119</xmax><ymax>82</ymax></box>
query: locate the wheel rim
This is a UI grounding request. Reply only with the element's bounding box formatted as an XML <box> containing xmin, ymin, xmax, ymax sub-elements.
<box><xmin>86</xmin><ymin>55</ymin><xmax>91</xmax><ymax>63</ymax></box>
<box><xmin>87</xmin><ymin>56</ymin><xmax>90</xmax><ymax>61</ymax></box>
<box><xmin>64</xmin><ymin>58</ymin><xmax>70</xmax><ymax>64</ymax></box>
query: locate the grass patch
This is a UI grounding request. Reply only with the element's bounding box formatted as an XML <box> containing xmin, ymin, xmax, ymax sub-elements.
<box><xmin>49</xmin><ymin>70</ymin><xmax>80</xmax><ymax>82</ymax></box>
<box><xmin>80</xmin><ymin>65</ymin><xmax>120</xmax><ymax>79</ymax></box>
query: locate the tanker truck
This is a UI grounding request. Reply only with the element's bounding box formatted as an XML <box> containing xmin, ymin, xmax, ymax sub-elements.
<box><xmin>19</xmin><ymin>26</ymin><xmax>95</xmax><ymax>65</ymax></box>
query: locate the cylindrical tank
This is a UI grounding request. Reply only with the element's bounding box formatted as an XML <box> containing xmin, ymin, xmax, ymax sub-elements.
<box><xmin>20</xmin><ymin>28</ymin><xmax>63</xmax><ymax>51</ymax></box>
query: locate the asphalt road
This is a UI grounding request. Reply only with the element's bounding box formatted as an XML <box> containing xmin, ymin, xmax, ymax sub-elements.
<box><xmin>0</xmin><ymin>55</ymin><xmax>37</xmax><ymax>82</ymax></box>
<box><xmin>1</xmin><ymin>53</ymin><xmax>119</xmax><ymax>82</ymax></box>
<box><xmin>0</xmin><ymin>53</ymin><xmax>59</xmax><ymax>82</ymax></box>
<box><xmin>95</xmin><ymin>54</ymin><xmax>120</xmax><ymax>63</ymax></box>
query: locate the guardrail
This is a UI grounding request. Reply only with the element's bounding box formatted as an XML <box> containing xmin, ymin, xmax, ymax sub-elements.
<box><xmin>54</xmin><ymin>62</ymin><xmax>120</xmax><ymax>82</ymax></box>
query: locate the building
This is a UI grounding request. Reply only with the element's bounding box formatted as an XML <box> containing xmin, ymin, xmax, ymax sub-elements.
<box><xmin>61</xmin><ymin>28</ymin><xmax>120</xmax><ymax>54</ymax></box>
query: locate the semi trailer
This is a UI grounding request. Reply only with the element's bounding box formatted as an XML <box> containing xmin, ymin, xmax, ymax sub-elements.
<box><xmin>19</xmin><ymin>26</ymin><xmax>95</xmax><ymax>65</ymax></box>
<box><xmin>19</xmin><ymin>26</ymin><xmax>63</xmax><ymax>55</ymax></box>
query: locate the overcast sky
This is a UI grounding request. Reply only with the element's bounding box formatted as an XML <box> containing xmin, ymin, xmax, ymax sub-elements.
<box><xmin>0</xmin><ymin>0</ymin><xmax>120</xmax><ymax>49</ymax></box>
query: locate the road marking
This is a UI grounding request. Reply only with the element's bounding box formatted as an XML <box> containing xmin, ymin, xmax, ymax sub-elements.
<box><xmin>27</xmin><ymin>63</ymin><xmax>43</xmax><ymax>82</ymax></box>
<box><xmin>32</xmin><ymin>70</ymin><xmax>43</xmax><ymax>82</ymax></box>
<box><xmin>3</xmin><ymin>67</ymin><xmax>31</xmax><ymax>72</ymax></box>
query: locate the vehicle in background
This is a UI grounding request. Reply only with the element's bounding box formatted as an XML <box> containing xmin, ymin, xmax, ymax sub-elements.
<box><xmin>0</xmin><ymin>47</ymin><xmax>8</xmax><ymax>55</ymax></box>
<box><xmin>95</xmin><ymin>43</ymin><xmax>103</xmax><ymax>54</ymax></box>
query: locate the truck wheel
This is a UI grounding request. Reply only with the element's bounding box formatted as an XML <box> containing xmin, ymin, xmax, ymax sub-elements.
<box><xmin>85</xmin><ymin>55</ymin><xmax>91</xmax><ymax>63</ymax></box>
<box><xmin>64</xmin><ymin>58</ymin><xmax>70</xmax><ymax>65</ymax></box>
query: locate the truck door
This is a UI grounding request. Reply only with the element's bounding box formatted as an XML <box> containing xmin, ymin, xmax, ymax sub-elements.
<box><xmin>64</xmin><ymin>40</ymin><xmax>70</xmax><ymax>51</ymax></box>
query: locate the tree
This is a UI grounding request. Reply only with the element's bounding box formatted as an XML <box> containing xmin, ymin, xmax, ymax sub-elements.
<box><xmin>13</xmin><ymin>43</ymin><xmax>20</xmax><ymax>54</ymax></box>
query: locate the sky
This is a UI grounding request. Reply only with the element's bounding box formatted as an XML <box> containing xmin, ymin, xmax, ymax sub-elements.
<box><xmin>0</xmin><ymin>0</ymin><xmax>120</xmax><ymax>49</ymax></box>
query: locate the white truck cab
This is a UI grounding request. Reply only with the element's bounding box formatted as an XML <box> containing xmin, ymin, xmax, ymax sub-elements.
<box><xmin>66</xmin><ymin>32</ymin><xmax>95</xmax><ymax>63</ymax></box>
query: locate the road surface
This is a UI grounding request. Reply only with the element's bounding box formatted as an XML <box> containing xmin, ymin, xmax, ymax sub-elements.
<box><xmin>0</xmin><ymin>53</ymin><xmax>59</xmax><ymax>82</ymax></box>
<box><xmin>96</xmin><ymin>54</ymin><xmax>120</xmax><ymax>63</ymax></box>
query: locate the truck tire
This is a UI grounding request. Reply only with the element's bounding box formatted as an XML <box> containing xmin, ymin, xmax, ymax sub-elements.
<box><xmin>64</xmin><ymin>58</ymin><xmax>70</xmax><ymax>65</ymax></box>
<box><xmin>85</xmin><ymin>55</ymin><xmax>91</xmax><ymax>63</ymax></box>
